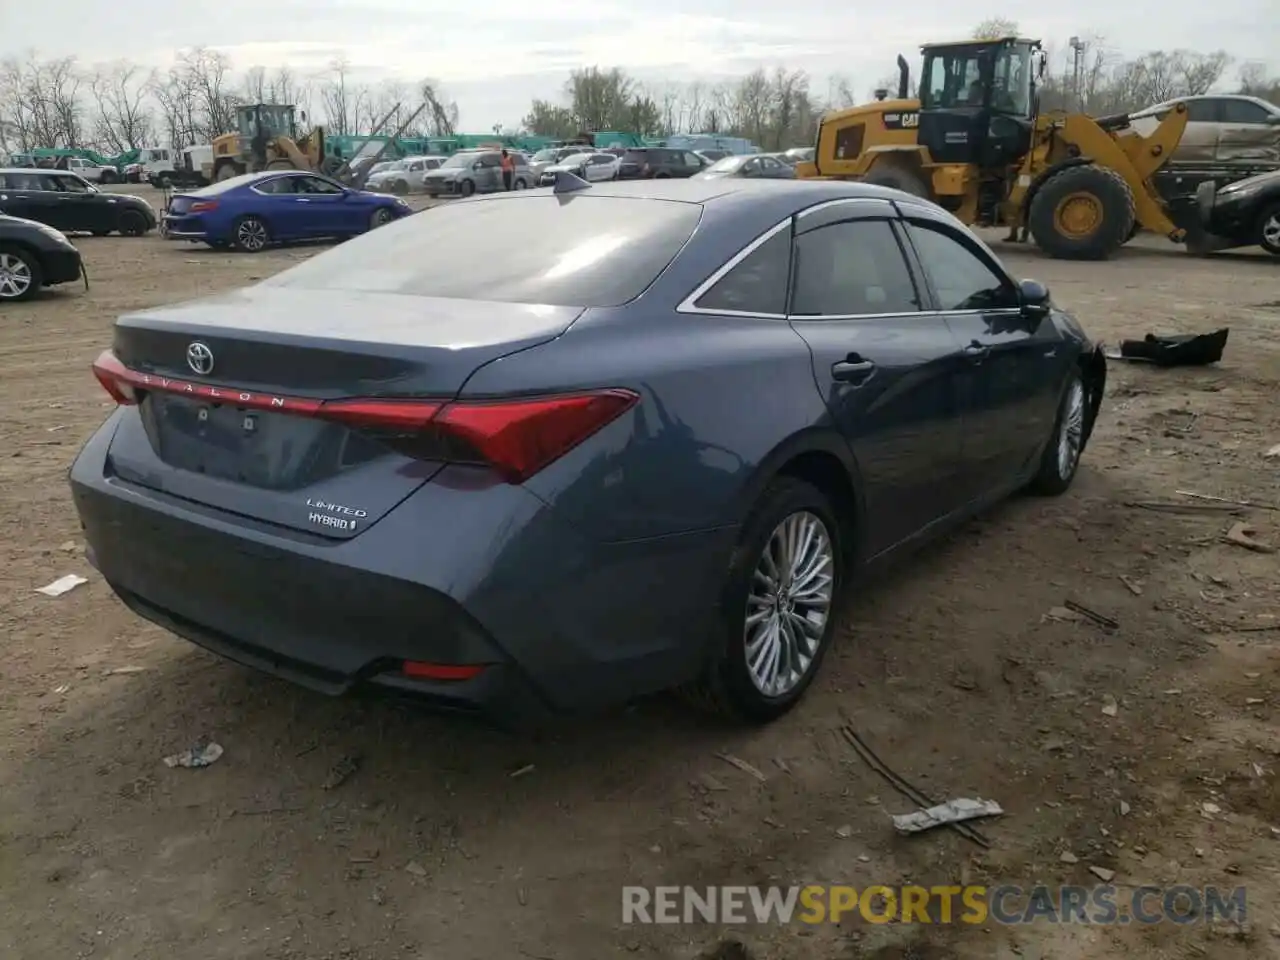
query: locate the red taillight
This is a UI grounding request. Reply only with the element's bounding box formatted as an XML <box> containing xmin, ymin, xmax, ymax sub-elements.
<box><xmin>433</xmin><ymin>391</ymin><xmax>637</xmax><ymax>483</ymax></box>
<box><xmin>92</xmin><ymin>351</ymin><xmax>138</xmax><ymax>404</ymax></box>
<box><xmin>90</xmin><ymin>350</ymin><xmax>638</xmax><ymax>484</ymax></box>
<box><xmin>188</xmin><ymin>200</ymin><xmax>218</xmax><ymax>213</ymax></box>
<box><xmin>402</xmin><ymin>661</ymin><xmax>486</xmax><ymax>681</ymax></box>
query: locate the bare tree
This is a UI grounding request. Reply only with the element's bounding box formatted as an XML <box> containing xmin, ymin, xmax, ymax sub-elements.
<box><xmin>972</xmin><ymin>17</ymin><xmax>1019</xmax><ymax>40</ymax></box>
<box><xmin>91</xmin><ymin>62</ymin><xmax>155</xmax><ymax>151</ymax></box>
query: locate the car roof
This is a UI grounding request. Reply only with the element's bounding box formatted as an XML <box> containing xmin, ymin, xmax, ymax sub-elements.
<box><xmin>543</xmin><ymin>177</ymin><xmax>896</xmax><ymax>206</ymax></box>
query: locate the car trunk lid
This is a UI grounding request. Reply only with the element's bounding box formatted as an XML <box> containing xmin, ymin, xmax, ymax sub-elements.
<box><xmin>99</xmin><ymin>285</ymin><xmax>584</xmax><ymax>539</ymax></box>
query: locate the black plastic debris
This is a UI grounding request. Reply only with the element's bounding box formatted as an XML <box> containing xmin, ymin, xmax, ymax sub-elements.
<box><xmin>1106</xmin><ymin>328</ymin><xmax>1229</xmax><ymax>367</ymax></box>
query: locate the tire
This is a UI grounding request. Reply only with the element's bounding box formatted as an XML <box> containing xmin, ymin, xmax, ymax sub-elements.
<box><xmin>391</xmin><ymin>179</ymin><xmax>409</xmax><ymax>195</ymax></box>
<box><xmin>0</xmin><ymin>245</ymin><xmax>42</xmax><ymax>302</ymax></box>
<box><xmin>654</xmin><ymin>172</ymin><xmax>671</xmax><ymax>179</ymax></box>
<box><xmin>158</xmin><ymin>175</ymin><xmax>173</xmax><ymax>189</ymax></box>
<box><xmin>215</xmin><ymin>164</ymin><xmax>239</xmax><ymax>182</ymax></box>
<box><xmin>1028</xmin><ymin>165</ymin><xmax>1136</xmax><ymax>261</ymax></box>
<box><xmin>684</xmin><ymin>477</ymin><xmax>844</xmax><ymax>723</ymax></box>
<box><xmin>427</xmin><ymin>193</ymin><xmax>439</xmax><ymax>199</ymax></box>
<box><xmin>513</xmin><ymin>178</ymin><xmax>528</xmax><ymax>190</ymax></box>
<box><xmin>118</xmin><ymin>210</ymin><xmax>148</xmax><ymax>237</ymax></box>
<box><xmin>1028</xmin><ymin>371</ymin><xmax>1087</xmax><ymax>496</ymax></box>
<box><xmin>91</xmin><ymin>230</ymin><xmax>111</xmax><ymax>237</ymax></box>
<box><xmin>231</xmin><ymin>215</ymin><xmax>270</xmax><ymax>253</ymax></box>
<box><xmin>863</xmin><ymin>165</ymin><xmax>929</xmax><ymax>198</ymax></box>
<box><xmin>100</xmin><ymin>170</ymin><xmax>118</xmax><ymax>184</ymax></box>
<box><xmin>1256</xmin><ymin>201</ymin><xmax>1280</xmax><ymax>256</ymax></box>
<box><xmin>265</xmin><ymin>160</ymin><xmax>293</xmax><ymax>171</ymax></box>
<box><xmin>369</xmin><ymin>207</ymin><xmax>395</xmax><ymax>230</ymax></box>
<box><xmin>459</xmin><ymin>179</ymin><xmax>476</xmax><ymax>197</ymax></box>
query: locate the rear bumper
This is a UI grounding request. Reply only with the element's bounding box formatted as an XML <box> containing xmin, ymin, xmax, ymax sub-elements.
<box><xmin>161</xmin><ymin>214</ymin><xmax>210</xmax><ymax>241</ymax></box>
<box><xmin>70</xmin><ymin>414</ymin><xmax>729</xmax><ymax>719</ymax></box>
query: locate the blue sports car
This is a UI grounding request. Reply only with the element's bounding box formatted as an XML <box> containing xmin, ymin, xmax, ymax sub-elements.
<box><xmin>74</xmin><ymin>178</ymin><xmax>1106</xmax><ymax>725</ymax></box>
<box><xmin>162</xmin><ymin>170</ymin><xmax>411</xmax><ymax>252</ymax></box>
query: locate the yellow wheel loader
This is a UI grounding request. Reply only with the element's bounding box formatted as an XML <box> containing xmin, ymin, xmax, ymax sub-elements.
<box><xmin>798</xmin><ymin>37</ymin><xmax>1192</xmax><ymax>260</ymax></box>
<box><xmin>210</xmin><ymin>104</ymin><xmax>341</xmax><ymax>182</ymax></box>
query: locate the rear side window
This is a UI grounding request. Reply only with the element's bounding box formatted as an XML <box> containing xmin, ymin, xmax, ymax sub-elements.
<box><xmin>1185</xmin><ymin>100</ymin><xmax>1217</xmax><ymax>122</ymax></box>
<box><xmin>791</xmin><ymin>219</ymin><xmax>920</xmax><ymax>317</ymax></box>
<box><xmin>268</xmin><ymin>195</ymin><xmax>703</xmax><ymax>307</ymax></box>
<box><xmin>694</xmin><ymin>228</ymin><xmax>791</xmax><ymax>315</ymax></box>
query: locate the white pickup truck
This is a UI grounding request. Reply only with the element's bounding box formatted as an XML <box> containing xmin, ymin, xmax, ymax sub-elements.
<box><xmin>64</xmin><ymin>157</ymin><xmax>120</xmax><ymax>184</ymax></box>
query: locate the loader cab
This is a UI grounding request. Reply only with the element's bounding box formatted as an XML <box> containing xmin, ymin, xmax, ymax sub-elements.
<box><xmin>918</xmin><ymin>38</ymin><xmax>1040</xmax><ymax>169</ymax></box>
<box><xmin>238</xmin><ymin>104</ymin><xmax>298</xmax><ymax>166</ymax></box>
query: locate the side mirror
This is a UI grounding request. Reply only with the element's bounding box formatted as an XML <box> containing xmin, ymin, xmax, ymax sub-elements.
<box><xmin>1266</xmin><ymin>115</ymin><xmax>1280</xmax><ymax>126</ymax></box>
<box><xmin>1018</xmin><ymin>278</ymin><xmax>1051</xmax><ymax>318</ymax></box>
<box><xmin>473</xmin><ymin>161</ymin><xmax>484</xmax><ymax>170</ymax></box>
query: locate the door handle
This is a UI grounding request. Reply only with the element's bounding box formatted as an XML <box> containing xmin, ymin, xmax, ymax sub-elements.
<box><xmin>964</xmin><ymin>341</ymin><xmax>991</xmax><ymax>362</ymax></box>
<box><xmin>296</xmin><ymin>198</ymin><xmax>311</xmax><ymax>202</ymax></box>
<box><xmin>832</xmin><ymin>355</ymin><xmax>876</xmax><ymax>382</ymax></box>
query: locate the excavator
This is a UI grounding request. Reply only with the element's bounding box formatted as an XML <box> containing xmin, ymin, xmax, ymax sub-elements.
<box><xmin>210</xmin><ymin>104</ymin><xmax>342</xmax><ymax>182</ymax></box>
<box><xmin>797</xmin><ymin>37</ymin><xmax>1195</xmax><ymax>260</ymax></box>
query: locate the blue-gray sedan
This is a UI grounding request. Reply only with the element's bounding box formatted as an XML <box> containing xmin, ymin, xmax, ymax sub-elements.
<box><xmin>71</xmin><ymin>177</ymin><xmax>1106</xmax><ymax>724</ymax></box>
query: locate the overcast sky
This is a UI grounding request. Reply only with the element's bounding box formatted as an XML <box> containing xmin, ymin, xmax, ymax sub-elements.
<box><xmin>3</xmin><ymin>1</ymin><xmax>1277</xmax><ymax>129</ymax></box>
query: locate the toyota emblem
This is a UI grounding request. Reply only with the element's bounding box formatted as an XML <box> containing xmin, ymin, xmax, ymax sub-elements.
<box><xmin>186</xmin><ymin>341</ymin><xmax>214</xmax><ymax>376</ymax></box>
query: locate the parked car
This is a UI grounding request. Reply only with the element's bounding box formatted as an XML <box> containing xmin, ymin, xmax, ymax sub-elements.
<box><xmin>696</xmin><ymin>149</ymin><xmax>731</xmax><ymax>163</ymax></box>
<box><xmin>617</xmin><ymin>147</ymin><xmax>708</xmax><ymax>179</ymax></box>
<box><xmin>693</xmin><ymin>154</ymin><xmax>796</xmax><ymax>181</ymax></box>
<box><xmin>1196</xmin><ymin>167</ymin><xmax>1280</xmax><ymax>255</ymax></box>
<box><xmin>161</xmin><ymin>170</ymin><xmax>411</xmax><ymax>252</ymax></box>
<box><xmin>538</xmin><ymin>152</ymin><xmax>621</xmax><ymax>185</ymax></box>
<box><xmin>784</xmin><ymin>147</ymin><xmax>816</xmax><ymax>164</ymax></box>
<box><xmin>0</xmin><ymin>168</ymin><xmax>155</xmax><ymax>236</ymax></box>
<box><xmin>65</xmin><ymin>157</ymin><xmax>120</xmax><ymax>184</ymax></box>
<box><xmin>365</xmin><ymin>156</ymin><xmax>446</xmax><ymax>194</ymax></box>
<box><xmin>1130</xmin><ymin>95</ymin><xmax>1280</xmax><ymax>169</ymax></box>
<box><xmin>528</xmin><ymin>146</ymin><xmax>603</xmax><ymax>179</ymax></box>
<box><xmin>74</xmin><ymin>178</ymin><xmax>1105</xmax><ymax>724</ymax></box>
<box><xmin>0</xmin><ymin>213</ymin><xmax>84</xmax><ymax>302</ymax></box>
<box><xmin>423</xmin><ymin>151</ymin><xmax>534</xmax><ymax>197</ymax></box>
<box><xmin>1130</xmin><ymin>95</ymin><xmax>1280</xmax><ymax>202</ymax></box>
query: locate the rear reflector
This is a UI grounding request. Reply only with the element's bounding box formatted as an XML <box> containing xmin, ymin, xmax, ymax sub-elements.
<box><xmin>189</xmin><ymin>200</ymin><xmax>218</xmax><ymax>213</ymax></box>
<box><xmin>402</xmin><ymin>661</ymin><xmax>486</xmax><ymax>681</ymax></box>
<box><xmin>92</xmin><ymin>350</ymin><xmax>638</xmax><ymax>483</ymax></box>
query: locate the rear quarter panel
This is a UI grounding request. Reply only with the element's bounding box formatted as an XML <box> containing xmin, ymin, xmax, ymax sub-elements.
<box><xmin>462</xmin><ymin>310</ymin><xmax>830</xmax><ymax>544</ymax></box>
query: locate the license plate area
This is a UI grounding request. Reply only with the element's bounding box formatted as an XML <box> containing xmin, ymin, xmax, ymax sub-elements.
<box><xmin>141</xmin><ymin>393</ymin><xmax>373</xmax><ymax>490</ymax></box>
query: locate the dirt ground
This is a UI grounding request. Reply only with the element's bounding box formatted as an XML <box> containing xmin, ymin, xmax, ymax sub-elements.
<box><xmin>1</xmin><ymin>186</ymin><xmax>1278</xmax><ymax>960</ymax></box>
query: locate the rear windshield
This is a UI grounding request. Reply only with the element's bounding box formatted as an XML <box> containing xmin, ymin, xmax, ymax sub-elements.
<box><xmin>266</xmin><ymin>195</ymin><xmax>702</xmax><ymax>307</ymax></box>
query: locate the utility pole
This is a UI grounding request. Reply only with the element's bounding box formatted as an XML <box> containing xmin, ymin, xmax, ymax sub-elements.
<box><xmin>1069</xmin><ymin>36</ymin><xmax>1087</xmax><ymax>112</ymax></box>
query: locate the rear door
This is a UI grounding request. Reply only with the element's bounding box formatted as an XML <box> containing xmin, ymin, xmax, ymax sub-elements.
<box><xmin>898</xmin><ymin>205</ymin><xmax>1061</xmax><ymax>502</ymax></box>
<box><xmin>1216</xmin><ymin>97</ymin><xmax>1280</xmax><ymax>168</ymax></box>
<box><xmin>783</xmin><ymin>198</ymin><xmax>968</xmax><ymax>557</ymax></box>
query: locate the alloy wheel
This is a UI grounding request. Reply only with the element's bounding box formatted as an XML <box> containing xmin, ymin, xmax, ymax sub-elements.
<box><xmin>237</xmin><ymin>219</ymin><xmax>267</xmax><ymax>251</ymax></box>
<box><xmin>0</xmin><ymin>253</ymin><xmax>33</xmax><ymax>299</ymax></box>
<box><xmin>1058</xmin><ymin>380</ymin><xmax>1085</xmax><ymax>480</ymax></box>
<box><xmin>744</xmin><ymin>511</ymin><xmax>835</xmax><ymax>697</ymax></box>
<box><xmin>1262</xmin><ymin>212</ymin><xmax>1280</xmax><ymax>251</ymax></box>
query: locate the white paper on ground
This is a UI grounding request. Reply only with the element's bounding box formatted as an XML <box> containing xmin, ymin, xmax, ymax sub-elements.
<box><xmin>36</xmin><ymin>574</ymin><xmax>88</xmax><ymax>597</ymax></box>
<box><xmin>891</xmin><ymin>798</ymin><xmax>1004</xmax><ymax>834</ymax></box>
